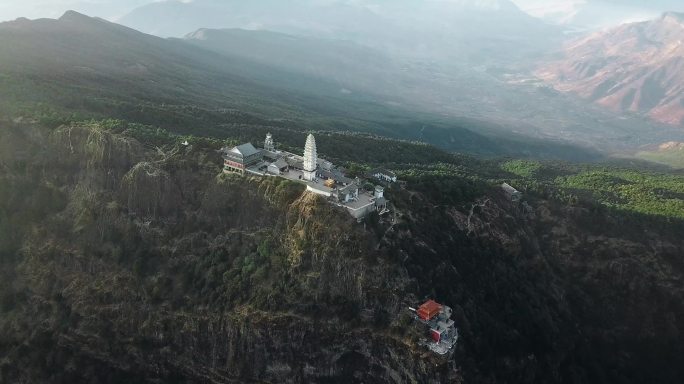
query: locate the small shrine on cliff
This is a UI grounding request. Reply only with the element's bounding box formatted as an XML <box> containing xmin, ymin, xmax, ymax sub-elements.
<box><xmin>409</xmin><ymin>299</ymin><xmax>459</xmax><ymax>355</ymax></box>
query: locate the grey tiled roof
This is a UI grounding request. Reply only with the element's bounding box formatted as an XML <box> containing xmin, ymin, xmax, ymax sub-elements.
<box><xmin>338</xmin><ymin>183</ymin><xmax>358</xmax><ymax>194</ymax></box>
<box><xmin>319</xmin><ymin>169</ymin><xmax>352</xmax><ymax>184</ymax></box>
<box><xmin>501</xmin><ymin>182</ymin><xmax>520</xmax><ymax>194</ymax></box>
<box><xmin>273</xmin><ymin>158</ymin><xmax>289</xmax><ymax>169</ymax></box>
<box><xmin>230</xmin><ymin>143</ymin><xmax>260</xmax><ymax>157</ymax></box>
<box><xmin>285</xmin><ymin>157</ymin><xmax>304</xmax><ymax>169</ymax></box>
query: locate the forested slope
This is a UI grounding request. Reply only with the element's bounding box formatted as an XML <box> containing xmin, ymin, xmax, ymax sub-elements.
<box><xmin>1</xmin><ymin>120</ymin><xmax>682</xmax><ymax>383</ymax></box>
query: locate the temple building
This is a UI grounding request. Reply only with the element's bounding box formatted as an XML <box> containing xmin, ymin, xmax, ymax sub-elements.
<box><xmin>267</xmin><ymin>158</ymin><xmax>289</xmax><ymax>175</ymax></box>
<box><xmin>302</xmin><ymin>134</ymin><xmax>317</xmax><ymax>181</ymax></box>
<box><xmin>369</xmin><ymin>168</ymin><xmax>397</xmax><ymax>183</ymax></box>
<box><xmin>501</xmin><ymin>182</ymin><xmax>522</xmax><ymax>202</ymax></box>
<box><xmin>374</xmin><ymin>186</ymin><xmax>388</xmax><ymax>212</ymax></box>
<box><xmin>335</xmin><ymin>182</ymin><xmax>360</xmax><ymax>203</ymax></box>
<box><xmin>223</xmin><ymin>143</ymin><xmax>262</xmax><ymax>174</ymax></box>
<box><xmin>410</xmin><ymin>299</ymin><xmax>459</xmax><ymax>355</ymax></box>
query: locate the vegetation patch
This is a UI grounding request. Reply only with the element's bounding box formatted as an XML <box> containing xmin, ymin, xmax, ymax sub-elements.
<box><xmin>501</xmin><ymin>159</ymin><xmax>542</xmax><ymax>178</ymax></box>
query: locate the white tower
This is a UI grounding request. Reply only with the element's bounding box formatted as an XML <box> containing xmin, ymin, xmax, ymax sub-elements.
<box><xmin>303</xmin><ymin>134</ymin><xmax>317</xmax><ymax>181</ymax></box>
<box><xmin>264</xmin><ymin>133</ymin><xmax>274</xmax><ymax>152</ymax></box>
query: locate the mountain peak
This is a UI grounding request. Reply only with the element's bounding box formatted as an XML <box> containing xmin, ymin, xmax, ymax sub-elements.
<box><xmin>59</xmin><ymin>10</ymin><xmax>91</xmax><ymax>22</ymax></box>
<box><xmin>56</xmin><ymin>9</ymin><xmax>143</xmax><ymax>36</ymax></box>
<box><xmin>58</xmin><ymin>10</ymin><xmax>115</xmax><ymax>27</ymax></box>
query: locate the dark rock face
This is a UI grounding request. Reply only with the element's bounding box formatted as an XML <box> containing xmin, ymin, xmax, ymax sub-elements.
<box><xmin>1</xmin><ymin>121</ymin><xmax>683</xmax><ymax>383</ymax></box>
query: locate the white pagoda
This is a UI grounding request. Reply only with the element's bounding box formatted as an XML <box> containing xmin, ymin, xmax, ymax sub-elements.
<box><xmin>264</xmin><ymin>133</ymin><xmax>275</xmax><ymax>152</ymax></box>
<box><xmin>302</xmin><ymin>133</ymin><xmax>317</xmax><ymax>181</ymax></box>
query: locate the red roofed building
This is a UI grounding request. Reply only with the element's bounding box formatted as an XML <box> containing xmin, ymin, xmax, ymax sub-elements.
<box><xmin>411</xmin><ymin>299</ymin><xmax>459</xmax><ymax>355</ymax></box>
<box><xmin>417</xmin><ymin>300</ymin><xmax>443</xmax><ymax>321</ymax></box>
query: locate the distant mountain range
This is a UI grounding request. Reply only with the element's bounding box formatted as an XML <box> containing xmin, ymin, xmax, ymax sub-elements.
<box><xmin>182</xmin><ymin>28</ymin><xmax>395</xmax><ymax>95</ymax></box>
<box><xmin>183</xmin><ymin>25</ymin><xmax>684</xmax><ymax>151</ymax></box>
<box><xmin>2</xmin><ymin>9</ymin><xmax>682</xmax><ymax>159</ymax></box>
<box><xmin>0</xmin><ymin>11</ymin><xmax>399</xmax><ymax>134</ymax></box>
<box><xmin>118</xmin><ymin>0</ymin><xmax>560</xmax><ymax>62</ymax></box>
<box><xmin>113</xmin><ymin>0</ymin><xmax>684</xmax><ymax>152</ymax></box>
<box><xmin>0</xmin><ymin>10</ymin><xmax>607</xmax><ymax>160</ymax></box>
<box><xmin>537</xmin><ymin>12</ymin><xmax>684</xmax><ymax>127</ymax></box>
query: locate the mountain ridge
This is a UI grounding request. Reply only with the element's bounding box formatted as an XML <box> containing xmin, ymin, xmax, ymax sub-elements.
<box><xmin>181</xmin><ymin>21</ymin><xmax>684</xmax><ymax>152</ymax></box>
<box><xmin>1</xmin><ymin>10</ymin><xmax>677</xmax><ymax>158</ymax></box>
<box><xmin>536</xmin><ymin>12</ymin><xmax>684</xmax><ymax>126</ymax></box>
<box><xmin>0</xmin><ymin>11</ymin><xmax>604</xmax><ymax>161</ymax></box>
<box><xmin>118</xmin><ymin>0</ymin><xmax>560</xmax><ymax>59</ymax></box>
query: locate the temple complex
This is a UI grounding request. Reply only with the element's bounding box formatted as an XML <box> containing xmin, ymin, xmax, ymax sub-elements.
<box><xmin>221</xmin><ymin>133</ymin><xmax>392</xmax><ymax>220</ymax></box>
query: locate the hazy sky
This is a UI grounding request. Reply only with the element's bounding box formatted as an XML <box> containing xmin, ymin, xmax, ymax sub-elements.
<box><xmin>0</xmin><ymin>0</ymin><xmax>148</xmax><ymax>21</ymax></box>
<box><xmin>514</xmin><ymin>0</ymin><xmax>684</xmax><ymax>20</ymax></box>
<box><xmin>1</xmin><ymin>0</ymin><xmax>684</xmax><ymax>23</ymax></box>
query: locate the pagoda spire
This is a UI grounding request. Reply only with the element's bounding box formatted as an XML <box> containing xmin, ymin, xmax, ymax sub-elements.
<box><xmin>303</xmin><ymin>133</ymin><xmax>317</xmax><ymax>181</ymax></box>
<box><xmin>264</xmin><ymin>132</ymin><xmax>274</xmax><ymax>152</ymax></box>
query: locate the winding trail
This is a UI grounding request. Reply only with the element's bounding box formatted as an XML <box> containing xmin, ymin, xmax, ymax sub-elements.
<box><xmin>467</xmin><ymin>199</ymin><xmax>490</xmax><ymax>235</ymax></box>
